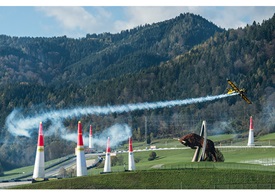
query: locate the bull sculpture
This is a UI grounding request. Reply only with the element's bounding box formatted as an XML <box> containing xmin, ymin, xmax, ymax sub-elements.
<box><xmin>178</xmin><ymin>133</ymin><xmax>217</xmax><ymax>162</ymax></box>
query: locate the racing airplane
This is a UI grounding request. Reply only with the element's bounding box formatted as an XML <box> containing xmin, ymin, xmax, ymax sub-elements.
<box><xmin>227</xmin><ymin>79</ymin><xmax>252</xmax><ymax>104</ymax></box>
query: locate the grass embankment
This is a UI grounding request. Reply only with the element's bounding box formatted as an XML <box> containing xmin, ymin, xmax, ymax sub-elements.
<box><xmin>4</xmin><ymin>133</ymin><xmax>275</xmax><ymax>189</ymax></box>
<box><xmin>9</xmin><ymin>147</ymin><xmax>275</xmax><ymax>189</ymax></box>
<box><xmin>12</xmin><ymin>168</ymin><xmax>275</xmax><ymax>189</ymax></box>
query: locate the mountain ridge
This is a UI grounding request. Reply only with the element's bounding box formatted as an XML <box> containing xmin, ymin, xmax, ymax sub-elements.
<box><xmin>0</xmin><ymin>13</ymin><xmax>224</xmax><ymax>85</ymax></box>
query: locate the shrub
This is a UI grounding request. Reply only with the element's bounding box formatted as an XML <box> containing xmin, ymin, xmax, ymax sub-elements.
<box><xmin>148</xmin><ymin>151</ymin><xmax>157</xmax><ymax>161</ymax></box>
<box><xmin>215</xmin><ymin>148</ymin><xmax>225</xmax><ymax>162</ymax></box>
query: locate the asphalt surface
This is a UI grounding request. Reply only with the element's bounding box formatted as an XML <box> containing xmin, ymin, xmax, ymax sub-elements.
<box><xmin>0</xmin><ymin>180</ymin><xmax>32</xmax><ymax>188</ymax></box>
<box><xmin>0</xmin><ymin>153</ymin><xmax>101</xmax><ymax>189</ymax></box>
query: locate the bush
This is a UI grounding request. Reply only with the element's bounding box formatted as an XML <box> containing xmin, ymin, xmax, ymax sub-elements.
<box><xmin>111</xmin><ymin>155</ymin><xmax>124</xmax><ymax>166</ymax></box>
<box><xmin>134</xmin><ymin>156</ymin><xmax>141</xmax><ymax>163</ymax></box>
<box><xmin>215</xmin><ymin>148</ymin><xmax>225</xmax><ymax>162</ymax></box>
<box><xmin>148</xmin><ymin>151</ymin><xmax>157</xmax><ymax>161</ymax></box>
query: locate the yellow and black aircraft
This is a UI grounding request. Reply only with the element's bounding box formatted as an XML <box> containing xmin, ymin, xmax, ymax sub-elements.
<box><xmin>227</xmin><ymin>79</ymin><xmax>252</xmax><ymax>104</ymax></box>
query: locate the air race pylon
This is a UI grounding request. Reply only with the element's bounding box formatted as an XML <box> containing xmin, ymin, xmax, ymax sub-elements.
<box><xmin>128</xmin><ymin>136</ymin><xmax>135</xmax><ymax>171</ymax></box>
<box><xmin>33</xmin><ymin>122</ymin><xmax>45</xmax><ymax>179</ymax></box>
<box><xmin>89</xmin><ymin>125</ymin><xmax>93</xmax><ymax>149</ymax></box>
<box><xmin>103</xmin><ymin>137</ymin><xmax>111</xmax><ymax>172</ymax></box>
<box><xmin>247</xmin><ymin>116</ymin><xmax>255</xmax><ymax>146</ymax></box>
<box><xmin>76</xmin><ymin>121</ymin><xmax>87</xmax><ymax>176</ymax></box>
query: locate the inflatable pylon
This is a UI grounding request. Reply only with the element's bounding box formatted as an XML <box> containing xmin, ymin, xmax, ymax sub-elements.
<box><xmin>89</xmin><ymin>125</ymin><xmax>93</xmax><ymax>149</ymax></box>
<box><xmin>247</xmin><ymin>116</ymin><xmax>255</xmax><ymax>146</ymax></box>
<box><xmin>33</xmin><ymin>122</ymin><xmax>45</xmax><ymax>179</ymax></box>
<box><xmin>76</xmin><ymin>121</ymin><xmax>87</xmax><ymax>176</ymax></box>
<box><xmin>103</xmin><ymin>137</ymin><xmax>111</xmax><ymax>172</ymax></box>
<box><xmin>128</xmin><ymin>136</ymin><xmax>135</xmax><ymax>171</ymax></box>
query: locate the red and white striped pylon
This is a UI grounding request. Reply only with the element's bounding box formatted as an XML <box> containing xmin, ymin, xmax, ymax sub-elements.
<box><xmin>103</xmin><ymin>137</ymin><xmax>111</xmax><ymax>172</ymax></box>
<box><xmin>247</xmin><ymin>116</ymin><xmax>255</xmax><ymax>146</ymax></box>
<box><xmin>33</xmin><ymin>122</ymin><xmax>45</xmax><ymax>179</ymax></box>
<box><xmin>128</xmin><ymin>136</ymin><xmax>136</xmax><ymax>171</ymax></box>
<box><xmin>76</xmin><ymin>121</ymin><xmax>87</xmax><ymax>176</ymax></box>
<box><xmin>89</xmin><ymin>125</ymin><xmax>93</xmax><ymax>149</ymax></box>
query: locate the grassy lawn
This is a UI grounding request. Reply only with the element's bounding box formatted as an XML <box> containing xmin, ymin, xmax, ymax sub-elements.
<box><xmin>257</xmin><ymin>133</ymin><xmax>275</xmax><ymax>141</ymax></box>
<box><xmin>2</xmin><ymin>133</ymin><xmax>275</xmax><ymax>189</ymax></box>
<box><xmin>11</xmin><ymin>168</ymin><xmax>275</xmax><ymax>189</ymax></box>
<box><xmin>208</xmin><ymin>134</ymin><xmax>238</xmax><ymax>142</ymax></box>
<box><xmin>255</xmin><ymin>133</ymin><xmax>275</xmax><ymax>146</ymax></box>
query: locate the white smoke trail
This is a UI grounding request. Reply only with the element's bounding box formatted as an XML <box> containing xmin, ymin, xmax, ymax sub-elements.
<box><xmin>86</xmin><ymin>123</ymin><xmax>131</xmax><ymax>149</ymax></box>
<box><xmin>58</xmin><ymin>123</ymin><xmax>131</xmax><ymax>148</ymax></box>
<box><xmin>5</xmin><ymin>93</ymin><xmax>237</xmax><ymax>137</ymax></box>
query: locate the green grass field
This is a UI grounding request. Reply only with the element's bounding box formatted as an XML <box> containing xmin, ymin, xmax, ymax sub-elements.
<box><xmin>12</xmin><ymin>168</ymin><xmax>275</xmax><ymax>189</ymax></box>
<box><xmin>257</xmin><ymin>133</ymin><xmax>275</xmax><ymax>141</ymax></box>
<box><xmin>2</xmin><ymin>133</ymin><xmax>275</xmax><ymax>189</ymax></box>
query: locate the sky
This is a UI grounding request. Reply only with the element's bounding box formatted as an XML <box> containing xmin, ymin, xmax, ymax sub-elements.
<box><xmin>0</xmin><ymin>1</ymin><xmax>274</xmax><ymax>38</ymax></box>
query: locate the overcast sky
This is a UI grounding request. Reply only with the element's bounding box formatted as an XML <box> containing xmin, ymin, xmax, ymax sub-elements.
<box><xmin>0</xmin><ymin>1</ymin><xmax>274</xmax><ymax>38</ymax></box>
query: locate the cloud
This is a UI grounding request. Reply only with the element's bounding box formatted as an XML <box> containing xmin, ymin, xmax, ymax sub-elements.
<box><xmin>38</xmin><ymin>7</ymin><xmax>96</xmax><ymax>30</ymax></box>
<box><xmin>201</xmin><ymin>7</ymin><xmax>275</xmax><ymax>29</ymax></box>
<box><xmin>114</xmin><ymin>7</ymin><xmax>187</xmax><ymax>31</ymax></box>
<box><xmin>114</xmin><ymin>6</ymin><xmax>275</xmax><ymax>31</ymax></box>
<box><xmin>37</xmin><ymin>6</ymin><xmax>113</xmax><ymax>37</ymax></box>
<box><xmin>36</xmin><ymin>6</ymin><xmax>275</xmax><ymax>38</ymax></box>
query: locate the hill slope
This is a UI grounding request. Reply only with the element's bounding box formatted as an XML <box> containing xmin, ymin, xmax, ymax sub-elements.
<box><xmin>11</xmin><ymin>169</ymin><xmax>275</xmax><ymax>189</ymax></box>
<box><xmin>0</xmin><ymin>13</ymin><xmax>275</xmax><ymax>171</ymax></box>
<box><xmin>0</xmin><ymin>13</ymin><xmax>223</xmax><ymax>85</ymax></box>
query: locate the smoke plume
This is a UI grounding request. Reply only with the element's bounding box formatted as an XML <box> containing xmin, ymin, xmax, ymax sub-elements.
<box><xmin>54</xmin><ymin>123</ymin><xmax>131</xmax><ymax>149</ymax></box>
<box><xmin>5</xmin><ymin>93</ymin><xmax>237</xmax><ymax>139</ymax></box>
<box><xmin>89</xmin><ymin>123</ymin><xmax>131</xmax><ymax>149</ymax></box>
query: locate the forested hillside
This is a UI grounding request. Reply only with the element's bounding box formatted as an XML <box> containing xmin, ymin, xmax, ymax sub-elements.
<box><xmin>0</xmin><ymin>13</ymin><xmax>222</xmax><ymax>85</ymax></box>
<box><xmin>0</xmin><ymin>12</ymin><xmax>274</xmax><ymax>172</ymax></box>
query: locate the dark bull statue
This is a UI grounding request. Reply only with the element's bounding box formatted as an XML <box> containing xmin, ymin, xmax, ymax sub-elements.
<box><xmin>178</xmin><ymin>133</ymin><xmax>217</xmax><ymax>162</ymax></box>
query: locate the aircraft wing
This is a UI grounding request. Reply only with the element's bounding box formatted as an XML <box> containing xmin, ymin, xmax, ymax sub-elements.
<box><xmin>241</xmin><ymin>94</ymin><xmax>252</xmax><ymax>104</ymax></box>
<box><xmin>227</xmin><ymin>79</ymin><xmax>241</xmax><ymax>93</ymax></box>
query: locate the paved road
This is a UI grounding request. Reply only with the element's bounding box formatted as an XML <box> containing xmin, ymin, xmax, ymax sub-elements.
<box><xmin>0</xmin><ymin>181</ymin><xmax>32</xmax><ymax>188</ymax></box>
<box><xmin>45</xmin><ymin>156</ymin><xmax>77</xmax><ymax>178</ymax></box>
<box><xmin>0</xmin><ymin>153</ymin><xmax>101</xmax><ymax>189</ymax></box>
